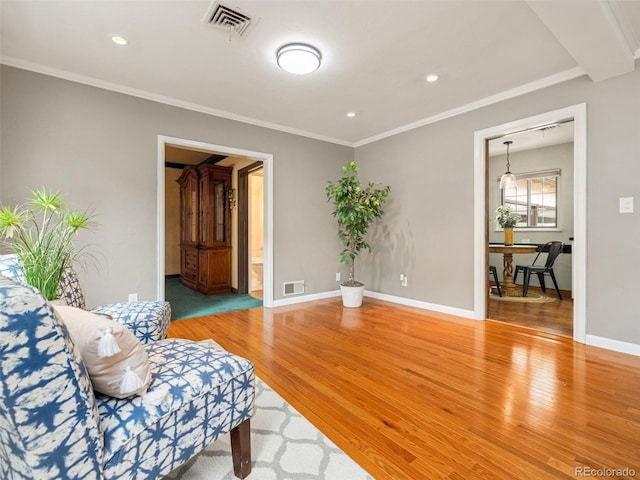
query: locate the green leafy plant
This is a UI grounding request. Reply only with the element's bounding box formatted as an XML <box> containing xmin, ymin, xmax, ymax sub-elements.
<box><xmin>325</xmin><ymin>161</ymin><xmax>390</xmax><ymax>287</ymax></box>
<box><xmin>495</xmin><ymin>204</ymin><xmax>521</xmax><ymax>228</ymax></box>
<box><xmin>0</xmin><ymin>189</ymin><xmax>95</xmax><ymax>300</ymax></box>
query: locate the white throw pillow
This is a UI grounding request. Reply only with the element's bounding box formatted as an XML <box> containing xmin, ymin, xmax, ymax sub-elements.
<box><xmin>53</xmin><ymin>305</ymin><xmax>152</xmax><ymax>398</ymax></box>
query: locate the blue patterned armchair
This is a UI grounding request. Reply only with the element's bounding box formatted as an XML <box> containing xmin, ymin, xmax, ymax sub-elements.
<box><xmin>0</xmin><ymin>254</ymin><xmax>170</xmax><ymax>344</ymax></box>
<box><xmin>0</xmin><ymin>276</ymin><xmax>255</xmax><ymax>479</ymax></box>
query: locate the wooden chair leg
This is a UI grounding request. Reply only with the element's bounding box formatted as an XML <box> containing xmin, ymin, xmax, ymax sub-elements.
<box><xmin>230</xmin><ymin>418</ymin><xmax>252</xmax><ymax>479</ymax></box>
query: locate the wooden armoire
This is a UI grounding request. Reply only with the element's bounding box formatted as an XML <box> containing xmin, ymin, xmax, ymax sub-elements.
<box><xmin>177</xmin><ymin>164</ymin><xmax>232</xmax><ymax>295</ymax></box>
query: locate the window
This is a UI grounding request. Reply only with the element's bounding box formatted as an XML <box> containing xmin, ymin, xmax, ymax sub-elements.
<box><xmin>500</xmin><ymin>169</ymin><xmax>560</xmax><ymax>228</ymax></box>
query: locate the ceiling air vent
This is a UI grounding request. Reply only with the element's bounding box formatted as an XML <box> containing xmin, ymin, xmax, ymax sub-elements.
<box><xmin>203</xmin><ymin>2</ymin><xmax>255</xmax><ymax>38</ymax></box>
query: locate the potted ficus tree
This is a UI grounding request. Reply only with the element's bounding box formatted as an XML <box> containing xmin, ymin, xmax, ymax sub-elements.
<box><xmin>325</xmin><ymin>161</ymin><xmax>390</xmax><ymax>307</ymax></box>
<box><xmin>0</xmin><ymin>188</ymin><xmax>95</xmax><ymax>301</ymax></box>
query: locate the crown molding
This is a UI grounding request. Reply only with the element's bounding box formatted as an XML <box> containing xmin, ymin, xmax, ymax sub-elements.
<box><xmin>354</xmin><ymin>67</ymin><xmax>586</xmax><ymax>147</ymax></box>
<box><xmin>2</xmin><ymin>57</ymin><xmax>588</xmax><ymax>149</ymax></box>
<box><xmin>0</xmin><ymin>57</ymin><xmax>353</xmax><ymax>148</ymax></box>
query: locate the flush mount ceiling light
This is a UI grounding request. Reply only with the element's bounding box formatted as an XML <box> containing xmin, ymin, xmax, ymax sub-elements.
<box><xmin>276</xmin><ymin>43</ymin><xmax>322</xmax><ymax>75</ymax></box>
<box><xmin>425</xmin><ymin>73</ymin><xmax>439</xmax><ymax>83</ymax></box>
<box><xmin>499</xmin><ymin>140</ymin><xmax>517</xmax><ymax>189</ymax></box>
<box><xmin>111</xmin><ymin>35</ymin><xmax>128</xmax><ymax>46</ymax></box>
<box><xmin>346</xmin><ymin>112</ymin><xmax>356</xmax><ymax>118</ymax></box>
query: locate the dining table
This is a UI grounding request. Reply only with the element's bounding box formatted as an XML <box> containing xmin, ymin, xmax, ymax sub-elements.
<box><xmin>489</xmin><ymin>244</ymin><xmax>539</xmax><ymax>297</ymax></box>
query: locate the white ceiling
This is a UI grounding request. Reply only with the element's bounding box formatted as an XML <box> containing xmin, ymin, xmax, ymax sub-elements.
<box><xmin>2</xmin><ymin>1</ymin><xmax>639</xmax><ymax>147</ymax></box>
<box><xmin>488</xmin><ymin>120</ymin><xmax>574</xmax><ymax>156</ymax></box>
<box><xmin>165</xmin><ymin>145</ymin><xmax>217</xmax><ymax>166</ymax></box>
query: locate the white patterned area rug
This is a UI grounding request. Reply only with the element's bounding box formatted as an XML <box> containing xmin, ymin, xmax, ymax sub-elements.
<box><xmin>164</xmin><ymin>377</ymin><xmax>374</xmax><ymax>480</ymax></box>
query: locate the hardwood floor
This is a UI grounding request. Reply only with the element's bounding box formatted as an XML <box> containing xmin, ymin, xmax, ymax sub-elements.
<box><xmin>488</xmin><ymin>286</ymin><xmax>573</xmax><ymax>337</ymax></box>
<box><xmin>168</xmin><ymin>298</ymin><xmax>640</xmax><ymax>480</ymax></box>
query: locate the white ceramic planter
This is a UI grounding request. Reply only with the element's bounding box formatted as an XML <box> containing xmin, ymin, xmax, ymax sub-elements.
<box><xmin>340</xmin><ymin>284</ymin><xmax>365</xmax><ymax>308</ymax></box>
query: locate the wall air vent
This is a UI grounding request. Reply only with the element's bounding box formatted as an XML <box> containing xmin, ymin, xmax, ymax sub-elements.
<box><xmin>283</xmin><ymin>281</ymin><xmax>305</xmax><ymax>296</ymax></box>
<box><xmin>203</xmin><ymin>2</ymin><xmax>256</xmax><ymax>38</ymax></box>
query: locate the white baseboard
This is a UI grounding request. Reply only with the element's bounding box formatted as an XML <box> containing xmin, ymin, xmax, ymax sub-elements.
<box><xmin>364</xmin><ymin>290</ymin><xmax>477</xmax><ymax>319</ymax></box>
<box><xmin>586</xmin><ymin>334</ymin><xmax>640</xmax><ymax>357</ymax></box>
<box><xmin>272</xmin><ymin>288</ymin><xmax>476</xmax><ymax>318</ymax></box>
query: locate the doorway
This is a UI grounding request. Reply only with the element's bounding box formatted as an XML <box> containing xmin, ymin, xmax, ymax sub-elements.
<box><xmin>156</xmin><ymin>135</ymin><xmax>274</xmax><ymax>309</ymax></box>
<box><xmin>237</xmin><ymin>162</ymin><xmax>264</xmax><ymax>298</ymax></box>
<box><xmin>473</xmin><ymin>104</ymin><xmax>587</xmax><ymax>343</ymax></box>
<box><xmin>486</xmin><ymin>123</ymin><xmax>574</xmax><ymax>336</ymax></box>
<box><xmin>248</xmin><ymin>169</ymin><xmax>264</xmax><ymax>298</ymax></box>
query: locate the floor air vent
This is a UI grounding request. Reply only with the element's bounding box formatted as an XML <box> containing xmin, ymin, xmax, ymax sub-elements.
<box><xmin>203</xmin><ymin>2</ymin><xmax>255</xmax><ymax>38</ymax></box>
<box><xmin>283</xmin><ymin>281</ymin><xmax>305</xmax><ymax>296</ymax></box>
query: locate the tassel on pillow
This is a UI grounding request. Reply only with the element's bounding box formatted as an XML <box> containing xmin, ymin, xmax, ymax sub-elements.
<box><xmin>143</xmin><ymin>386</ymin><xmax>169</xmax><ymax>407</ymax></box>
<box><xmin>52</xmin><ymin>305</ymin><xmax>152</xmax><ymax>398</ymax></box>
<box><xmin>120</xmin><ymin>365</ymin><xmax>144</xmax><ymax>395</ymax></box>
<box><xmin>97</xmin><ymin>327</ymin><xmax>121</xmax><ymax>358</ymax></box>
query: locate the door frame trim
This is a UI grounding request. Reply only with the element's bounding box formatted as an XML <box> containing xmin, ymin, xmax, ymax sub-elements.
<box><xmin>157</xmin><ymin>135</ymin><xmax>274</xmax><ymax>307</ymax></box>
<box><xmin>473</xmin><ymin>103</ymin><xmax>587</xmax><ymax>343</ymax></box>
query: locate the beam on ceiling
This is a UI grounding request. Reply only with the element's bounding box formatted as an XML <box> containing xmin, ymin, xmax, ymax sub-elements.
<box><xmin>526</xmin><ymin>0</ymin><xmax>634</xmax><ymax>82</ymax></box>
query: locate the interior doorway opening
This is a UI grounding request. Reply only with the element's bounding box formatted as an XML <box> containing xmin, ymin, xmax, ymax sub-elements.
<box><xmin>248</xmin><ymin>167</ymin><xmax>264</xmax><ymax>298</ymax></box>
<box><xmin>157</xmin><ymin>135</ymin><xmax>274</xmax><ymax>312</ymax></box>
<box><xmin>237</xmin><ymin>161</ymin><xmax>264</xmax><ymax>298</ymax></box>
<box><xmin>473</xmin><ymin>104</ymin><xmax>587</xmax><ymax>343</ymax></box>
<box><xmin>486</xmin><ymin>122</ymin><xmax>574</xmax><ymax>337</ymax></box>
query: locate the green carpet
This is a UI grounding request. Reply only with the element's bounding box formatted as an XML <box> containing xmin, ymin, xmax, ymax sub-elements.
<box><xmin>165</xmin><ymin>277</ymin><xmax>263</xmax><ymax>320</ymax></box>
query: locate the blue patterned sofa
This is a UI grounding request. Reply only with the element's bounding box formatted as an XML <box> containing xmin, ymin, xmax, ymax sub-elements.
<box><xmin>0</xmin><ymin>276</ymin><xmax>255</xmax><ymax>479</ymax></box>
<box><xmin>0</xmin><ymin>254</ymin><xmax>170</xmax><ymax>344</ymax></box>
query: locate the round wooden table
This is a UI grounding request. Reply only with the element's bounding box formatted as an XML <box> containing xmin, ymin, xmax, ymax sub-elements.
<box><xmin>489</xmin><ymin>244</ymin><xmax>539</xmax><ymax>297</ymax></box>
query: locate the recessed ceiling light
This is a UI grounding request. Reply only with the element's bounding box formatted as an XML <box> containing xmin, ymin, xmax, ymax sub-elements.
<box><xmin>276</xmin><ymin>43</ymin><xmax>322</xmax><ymax>75</ymax></box>
<box><xmin>111</xmin><ymin>35</ymin><xmax>128</xmax><ymax>46</ymax></box>
<box><xmin>425</xmin><ymin>74</ymin><xmax>439</xmax><ymax>83</ymax></box>
<box><xmin>346</xmin><ymin>112</ymin><xmax>356</xmax><ymax>118</ymax></box>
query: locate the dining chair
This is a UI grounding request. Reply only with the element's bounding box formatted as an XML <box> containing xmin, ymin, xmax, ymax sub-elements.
<box><xmin>513</xmin><ymin>241</ymin><xmax>564</xmax><ymax>299</ymax></box>
<box><xmin>489</xmin><ymin>265</ymin><xmax>502</xmax><ymax>297</ymax></box>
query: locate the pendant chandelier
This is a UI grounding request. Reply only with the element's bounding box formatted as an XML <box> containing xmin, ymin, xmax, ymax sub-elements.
<box><xmin>499</xmin><ymin>140</ymin><xmax>516</xmax><ymax>189</ymax></box>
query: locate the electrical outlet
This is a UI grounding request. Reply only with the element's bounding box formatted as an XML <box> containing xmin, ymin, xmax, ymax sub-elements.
<box><xmin>400</xmin><ymin>273</ymin><xmax>405</xmax><ymax>281</ymax></box>
<box><xmin>336</xmin><ymin>272</ymin><xmax>341</xmax><ymax>282</ymax></box>
<box><xmin>128</xmin><ymin>293</ymin><xmax>138</xmax><ymax>302</ymax></box>
<box><xmin>402</xmin><ymin>276</ymin><xmax>408</xmax><ymax>287</ymax></box>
